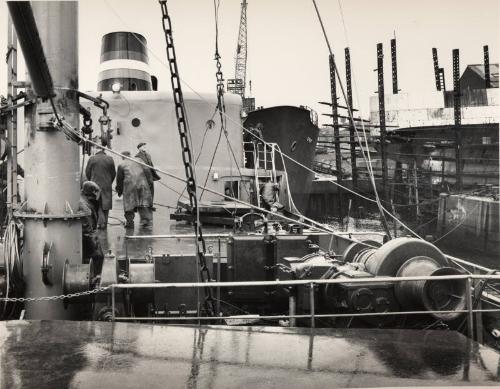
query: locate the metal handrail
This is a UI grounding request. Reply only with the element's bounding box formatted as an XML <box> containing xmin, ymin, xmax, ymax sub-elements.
<box><xmin>122</xmin><ymin>233</ymin><xmax>498</xmax><ymax>277</ymax></box>
<box><xmin>111</xmin><ymin>274</ymin><xmax>500</xmax><ymax>289</ymax></box>
<box><xmin>109</xmin><ymin>273</ymin><xmax>500</xmax><ymax>340</ymax></box>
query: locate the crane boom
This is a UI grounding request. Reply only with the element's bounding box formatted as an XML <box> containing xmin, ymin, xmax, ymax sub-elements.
<box><xmin>227</xmin><ymin>0</ymin><xmax>247</xmax><ymax>99</ymax></box>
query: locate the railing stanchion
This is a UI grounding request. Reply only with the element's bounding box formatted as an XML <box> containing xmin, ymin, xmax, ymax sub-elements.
<box><xmin>216</xmin><ymin>236</ymin><xmax>221</xmax><ymax>315</ymax></box>
<box><xmin>289</xmin><ymin>287</ymin><xmax>297</xmax><ymax>327</ymax></box>
<box><xmin>309</xmin><ymin>282</ymin><xmax>315</xmax><ymax>328</ymax></box>
<box><xmin>465</xmin><ymin>277</ymin><xmax>474</xmax><ymax>339</ymax></box>
<box><xmin>111</xmin><ymin>285</ymin><xmax>116</xmax><ymax>322</ymax></box>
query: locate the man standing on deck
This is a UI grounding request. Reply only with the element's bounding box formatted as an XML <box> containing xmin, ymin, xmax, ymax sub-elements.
<box><xmin>85</xmin><ymin>139</ymin><xmax>116</xmax><ymax>229</ymax></box>
<box><xmin>80</xmin><ymin>181</ymin><xmax>104</xmax><ymax>274</ymax></box>
<box><xmin>116</xmin><ymin>151</ymin><xmax>153</xmax><ymax>229</ymax></box>
<box><xmin>135</xmin><ymin>142</ymin><xmax>160</xmax><ymax>202</ymax></box>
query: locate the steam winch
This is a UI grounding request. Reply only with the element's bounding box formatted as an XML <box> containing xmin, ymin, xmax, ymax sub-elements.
<box><xmin>277</xmin><ymin>237</ymin><xmax>466</xmax><ymax>325</ymax></box>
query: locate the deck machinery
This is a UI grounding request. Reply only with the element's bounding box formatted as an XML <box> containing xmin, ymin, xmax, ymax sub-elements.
<box><xmin>0</xmin><ymin>1</ymin><xmax>486</xmax><ymax>333</ymax></box>
<box><xmin>59</xmin><ymin>234</ymin><xmax>467</xmax><ymax>329</ymax></box>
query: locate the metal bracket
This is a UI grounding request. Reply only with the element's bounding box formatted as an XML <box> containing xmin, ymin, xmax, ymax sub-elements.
<box><xmin>14</xmin><ymin>201</ymin><xmax>90</xmax><ymax>224</ymax></box>
<box><xmin>41</xmin><ymin>241</ymin><xmax>53</xmax><ymax>285</ymax></box>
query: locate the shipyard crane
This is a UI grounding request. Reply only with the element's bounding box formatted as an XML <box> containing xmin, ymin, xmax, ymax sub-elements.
<box><xmin>227</xmin><ymin>0</ymin><xmax>255</xmax><ymax>112</ymax></box>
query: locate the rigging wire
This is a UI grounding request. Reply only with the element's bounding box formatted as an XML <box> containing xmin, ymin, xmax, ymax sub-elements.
<box><xmin>101</xmin><ymin>0</ymin><xmax>430</xmax><ymax>240</ymax></box>
<box><xmin>311</xmin><ymin>0</ymin><xmax>392</xmax><ymax>238</ymax></box>
<box><xmin>54</xmin><ymin>120</ymin><xmax>380</xmax><ymax>245</ymax></box>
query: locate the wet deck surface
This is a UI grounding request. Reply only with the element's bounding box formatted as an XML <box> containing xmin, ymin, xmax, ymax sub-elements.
<box><xmin>100</xmin><ymin>201</ymin><xmax>385</xmax><ymax>262</ymax></box>
<box><xmin>1</xmin><ymin>320</ymin><xmax>499</xmax><ymax>388</ymax></box>
<box><xmin>99</xmin><ymin>203</ymin><xmax>234</xmax><ymax>260</ymax></box>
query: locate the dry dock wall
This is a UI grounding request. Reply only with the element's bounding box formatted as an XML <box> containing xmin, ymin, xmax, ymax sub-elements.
<box><xmin>437</xmin><ymin>194</ymin><xmax>499</xmax><ymax>255</ymax></box>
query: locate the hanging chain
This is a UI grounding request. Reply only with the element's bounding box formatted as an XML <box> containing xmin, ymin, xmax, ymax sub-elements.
<box><xmin>0</xmin><ymin>286</ymin><xmax>110</xmax><ymax>303</ymax></box>
<box><xmin>159</xmin><ymin>0</ymin><xmax>215</xmax><ymax>316</ymax></box>
<box><xmin>215</xmin><ymin>55</ymin><xmax>226</xmax><ymax>136</ymax></box>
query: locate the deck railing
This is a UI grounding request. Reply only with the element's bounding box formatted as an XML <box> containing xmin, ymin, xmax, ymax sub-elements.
<box><xmin>116</xmin><ymin>232</ymin><xmax>500</xmax><ymax>342</ymax></box>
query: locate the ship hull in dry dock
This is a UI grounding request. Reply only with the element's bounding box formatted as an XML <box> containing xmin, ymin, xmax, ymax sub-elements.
<box><xmin>385</xmin><ymin>122</ymin><xmax>499</xmax><ymax>189</ymax></box>
<box><xmin>435</xmin><ymin>193</ymin><xmax>500</xmax><ymax>259</ymax></box>
<box><xmin>244</xmin><ymin>106</ymin><xmax>319</xmax><ymax>215</ymax></box>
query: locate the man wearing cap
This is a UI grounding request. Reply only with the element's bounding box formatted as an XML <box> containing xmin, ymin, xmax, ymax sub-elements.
<box><xmin>80</xmin><ymin>181</ymin><xmax>104</xmax><ymax>274</ymax></box>
<box><xmin>135</xmin><ymin>142</ymin><xmax>160</xmax><ymax>201</ymax></box>
<box><xmin>85</xmin><ymin>138</ymin><xmax>116</xmax><ymax>229</ymax></box>
<box><xmin>116</xmin><ymin>151</ymin><xmax>153</xmax><ymax>229</ymax></box>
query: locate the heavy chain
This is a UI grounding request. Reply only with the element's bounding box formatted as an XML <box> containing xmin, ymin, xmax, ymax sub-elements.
<box><xmin>215</xmin><ymin>54</ymin><xmax>226</xmax><ymax>135</ymax></box>
<box><xmin>159</xmin><ymin>0</ymin><xmax>215</xmax><ymax>316</ymax></box>
<box><xmin>0</xmin><ymin>286</ymin><xmax>110</xmax><ymax>302</ymax></box>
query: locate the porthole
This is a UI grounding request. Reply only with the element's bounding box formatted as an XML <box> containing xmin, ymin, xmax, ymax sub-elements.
<box><xmin>131</xmin><ymin>118</ymin><xmax>141</xmax><ymax>127</ymax></box>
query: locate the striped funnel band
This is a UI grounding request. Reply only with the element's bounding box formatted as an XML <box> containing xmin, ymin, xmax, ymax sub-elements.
<box><xmin>97</xmin><ymin>68</ymin><xmax>152</xmax><ymax>91</ymax></box>
<box><xmin>100</xmin><ymin>31</ymin><xmax>148</xmax><ymax>64</ymax></box>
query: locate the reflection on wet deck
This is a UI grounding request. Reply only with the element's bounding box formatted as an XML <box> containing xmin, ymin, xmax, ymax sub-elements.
<box><xmin>1</xmin><ymin>320</ymin><xmax>499</xmax><ymax>389</ymax></box>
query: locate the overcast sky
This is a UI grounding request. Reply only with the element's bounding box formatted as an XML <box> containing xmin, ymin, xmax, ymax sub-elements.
<box><xmin>0</xmin><ymin>0</ymin><xmax>498</xmax><ymax>121</ymax></box>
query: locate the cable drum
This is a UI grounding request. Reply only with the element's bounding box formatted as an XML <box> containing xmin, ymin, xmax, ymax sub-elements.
<box><xmin>362</xmin><ymin>237</ymin><xmax>449</xmax><ymax>276</ymax></box>
<box><xmin>395</xmin><ymin>256</ymin><xmax>466</xmax><ymax>321</ymax></box>
<box><xmin>342</xmin><ymin>240</ymin><xmax>381</xmax><ymax>263</ymax></box>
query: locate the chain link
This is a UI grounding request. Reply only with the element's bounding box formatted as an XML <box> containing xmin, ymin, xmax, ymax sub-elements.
<box><xmin>0</xmin><ymin>286</ymin><xmax>110</xmax><ymax>303</ymax></box>
<box><xmin>159</xmin><ymin>0</ymin><xmax>215</xmax><ymax>317</ymax></box>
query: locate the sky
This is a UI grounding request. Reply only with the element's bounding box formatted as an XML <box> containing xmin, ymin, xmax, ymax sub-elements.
<box><xmin>0</xmin><ymin>0</ymin><xmax>499</xmax><ymax>122</ymax></box>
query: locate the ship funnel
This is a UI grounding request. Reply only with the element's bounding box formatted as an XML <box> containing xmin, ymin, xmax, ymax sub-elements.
<box><xmin>97</xmin><ymin>31</ymin><xmax>152</xmax><ymax>91</ymax></box>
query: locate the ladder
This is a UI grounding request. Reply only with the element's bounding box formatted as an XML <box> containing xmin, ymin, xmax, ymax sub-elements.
<box><xmin>254</xmin><ymin>142</ymin><xmax>277</xmax><ymax>208</ymax></box>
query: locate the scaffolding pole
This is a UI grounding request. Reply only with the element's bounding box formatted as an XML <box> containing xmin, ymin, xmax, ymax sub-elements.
<box><xmin>329</xmin><ymin>54</ymin><xmax>343</xmax><ymax>221</ymax></box>
<box><xmin>391</xmin><ymin>38</ymin><xmax>398</xmax><ymax>94</ymax></box>
<box><xmin>345</xmin><ymin>47</ymin><xmax>357</xmax><ymax>189</ymax></box>
<box><xmin>452</xmin><ymin>49</ymin><xmax>462</xmax><ymax>191</ymax></box>
<box><xmin>432</xmin><ymin>48</ymin><xmax>441</xmax><ymax>91</ymax></box>
<box><xmin>377</xmin><ymin>43</ymin><xmax>388</xmax><ymax>202</ymax></box>
<box><xmin>484</xmin><ymin>45</ymin><xmax>491</xmax><ymax>89</ymax></box>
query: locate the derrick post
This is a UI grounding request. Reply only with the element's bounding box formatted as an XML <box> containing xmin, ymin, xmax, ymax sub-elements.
<box><xmin>10</xmin><ymin>2</ymin><xmax>81</xmax><ymax>319</ymax></box>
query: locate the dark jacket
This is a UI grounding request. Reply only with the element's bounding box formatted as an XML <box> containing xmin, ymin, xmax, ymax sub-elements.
<box><xmin>85</xmin><ymin>150</ymin><xmax>116</xmax><ymax>210</ymax></box>
<box><xmin>116</xmin><ymin>159</ymin><xmax>153</xmax><ymax>212</ymax></box>
<box><xmin>135</xmin><ymin>150</ymin><xmax>161</xmax><ymax>181</ymax></box>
